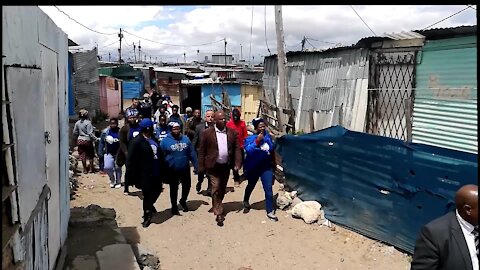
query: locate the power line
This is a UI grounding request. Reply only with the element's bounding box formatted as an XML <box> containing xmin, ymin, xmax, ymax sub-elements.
<box><xmin>422</xmin><ymin>6</ymin><xmax>472</xmax><ymax>30</ymax></box>
<box><xmin>305</xmin><ymin>39</ymin><xmax>317</xmax><ymax>49</ymax></box>
<box><xmin>264</xmin><ymin>6</ymin><xmax>271</xmax><ymax>55</ymax></box>
<box><xmin>466</xmin><ymin>4</ymin><xmax>476</xmax><ymax>10</ymax></box>
<box><xmin>249</xmin><ymin>5</ymin><xmax>254</xmax><ymax>65</ymax></box>
<box><xmin>53</xmin><ymin>6</ymin><xmax>117</xmax><ymax>35</ymax></box>
<box><xmin>98</xmin><ymin>40</ymin><xmax>118</xmax><ymax>49</ymax></box>
<box><xmin>122</xmin><ymin>29</ymin><xmax>224</xmax><ymax>47</ymax></box>
<box><xmin>305</xmin><ymin>37</ymin><xmax>337</xmax><ymax>45</ymax></box>
<box><xmin>122</xmin><ymin>35</ymin><xmax>134</xmax><ymax>48</ymax></box>
<box><xmin>349</xmin><ymin>5</ymin><xmax>377</xmax><ymax>36</ymax></box>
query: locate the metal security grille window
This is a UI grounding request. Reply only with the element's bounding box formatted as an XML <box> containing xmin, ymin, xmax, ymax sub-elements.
<box><xmin>365</xmin><ymin>51</ymin><xmax>416</xmax><ymax>141</ymax></box>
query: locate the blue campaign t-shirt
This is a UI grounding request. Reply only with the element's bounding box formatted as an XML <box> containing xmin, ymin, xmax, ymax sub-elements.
<box><xmin>146</xmin><ymin>138</ymin><xmax>160</xmax><ymax>177</ymax></box>
<box><xmin>128</xmin><ymin>125</ymin><xmax>141</xmax><ymax>142</ymax></box>
<box><xmin>105</xmin><ymin>129</ymin><xmax>120</xmax><ymax>155</ymax></box>
<box><xmin>155</xmin><ymin>125</ymin><xmax>170</xmax><ymax>142</ymax></box>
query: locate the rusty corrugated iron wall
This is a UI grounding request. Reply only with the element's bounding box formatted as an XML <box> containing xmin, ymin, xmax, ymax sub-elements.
<box><xmin>72</xmin><ymin>48</ymin><xmax>100</xmax><ymax>115</ymax></box>
<box><xmin>263</xmin><ymin>49</ymin><xmax>369</xmax><ymax>133</ymax></box>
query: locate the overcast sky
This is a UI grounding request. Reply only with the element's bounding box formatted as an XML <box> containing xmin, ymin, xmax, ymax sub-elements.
<box><xmin>39</xmin><ymin>5</ymin><xmax>476</xmax><ymax>64</ymax></box>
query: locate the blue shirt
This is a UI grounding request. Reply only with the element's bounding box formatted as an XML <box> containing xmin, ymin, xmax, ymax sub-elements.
<box><xmin>128</xmin><ymin>125</ymin><xmax>141</xmax><ymax>142</ymax></box>
<box><xmin>243</xmin><ymin>132</ymin><xmax>275</xmax><ymax>179</ymax></box>
<box><xmin>155</xmin><ymin>125</ymin><xmax>170</xmax><ymax>142</ymax></box>
<box><xmin>146</xmin><ymin>138</ymin><xmax>160</xmax><ymax>177</ymax></box>
<box><xmin>105</xmin><ymin>128</ymin><xmax>120</xmax><ymax>155</ymax></box>
<box><xmin>160</xmin><ymin>133</ymin><xmax>198</xmax><ymax>172</ymax></box>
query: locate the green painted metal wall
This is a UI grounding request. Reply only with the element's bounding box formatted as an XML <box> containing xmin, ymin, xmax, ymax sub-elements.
<box><xmin>413</xmin><ymin>35</ymin><xmax>477</xmax><ymax>153</ymax></box>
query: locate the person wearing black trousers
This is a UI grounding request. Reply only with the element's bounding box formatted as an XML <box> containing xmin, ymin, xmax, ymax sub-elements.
<box><xmin>160</xmin><ymin>122</ymin><xmax>198</xmax><ymax>215</ymax></box>
<box><xmin>126</xmin><ymin>118</ymin><xmax>167</xmax><ymax>228</ymax></box>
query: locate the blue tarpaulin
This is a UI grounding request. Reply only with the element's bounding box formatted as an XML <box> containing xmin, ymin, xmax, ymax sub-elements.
<box><xmin>276</xmin><ymin>126</ymin><xmax>478</xmax><ymax>253</ymax></box>
<box><xmin>122</xmin><ymin>81</ymin><xmax>142</xmax><ymax>99</ymax></box>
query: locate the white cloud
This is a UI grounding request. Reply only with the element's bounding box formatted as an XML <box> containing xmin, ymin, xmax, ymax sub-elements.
<box><xmin>39</xmin><ymin>5</ymin><xmax>476</xmax><ymax>64</ymax></box>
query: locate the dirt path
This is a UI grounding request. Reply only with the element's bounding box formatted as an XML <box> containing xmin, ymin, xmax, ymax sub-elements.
<box><xmin>71</xmin><ymin>169</ymin><xmax>411</xmax><ymax>270</ymax></box>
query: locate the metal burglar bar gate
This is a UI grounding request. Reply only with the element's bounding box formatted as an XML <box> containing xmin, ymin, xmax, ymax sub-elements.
<box><xmin>365</xmin><ymin>51</ymin><xmax>417</xmax><ymax>141</ymax></box>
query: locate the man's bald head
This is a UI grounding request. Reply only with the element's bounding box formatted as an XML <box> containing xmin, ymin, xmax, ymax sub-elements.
<box><xmin>455</xmin><ymin>184</ymin><xmax>478</xmax><ymax>226</ymax></box>
<box><xmin>214</xmin><ymin>110</ymin><xmax>226</xmax><ymax>130</ymax></box>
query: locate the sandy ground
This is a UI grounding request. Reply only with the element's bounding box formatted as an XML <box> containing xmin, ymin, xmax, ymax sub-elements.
<box><xmin>70</xmin><ymin>168</ymin><xmax>411</xmax><ymax>270</ymax></box>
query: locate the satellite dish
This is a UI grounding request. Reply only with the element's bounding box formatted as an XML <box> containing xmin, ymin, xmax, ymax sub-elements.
<box><xmin>210</xmin><ymin>71</ymin><xmax>218</xmax><ymax>81</ymax></box>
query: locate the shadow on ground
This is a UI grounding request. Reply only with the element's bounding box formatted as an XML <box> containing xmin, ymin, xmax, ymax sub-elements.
<box><xmin>64</xmin><ymin>204</ymin><xmax>159</xmax><ymax>270</ymax></box>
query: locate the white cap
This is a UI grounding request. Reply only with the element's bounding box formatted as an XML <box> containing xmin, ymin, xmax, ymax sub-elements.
<box><xmin>143</xmin><ymin>93</ymin><xmax>150</xmax><ymax>98</ymax></box>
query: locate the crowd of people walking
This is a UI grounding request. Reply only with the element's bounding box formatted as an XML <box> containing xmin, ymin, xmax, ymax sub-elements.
<box><xmin>72</xmin><ymin>92</ymin><xmax>279</xmax><ymax>228</ymax></box>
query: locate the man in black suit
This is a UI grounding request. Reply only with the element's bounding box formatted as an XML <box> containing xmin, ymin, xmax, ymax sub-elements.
<box><xmin>192</xmin><ymin>110</ymin><xmax>214</xmax><ymax>196</ymax></box>
<box><xmin>411</xmin><ymin>184</ymin><xmax>478</xmax><ymax>270</ymax></box>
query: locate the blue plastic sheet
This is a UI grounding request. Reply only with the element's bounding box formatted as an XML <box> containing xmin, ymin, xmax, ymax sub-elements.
<box><xmin>276</xmin><ymin>126</ymin><xmax>478</xmax><ymax>253</ymax></box>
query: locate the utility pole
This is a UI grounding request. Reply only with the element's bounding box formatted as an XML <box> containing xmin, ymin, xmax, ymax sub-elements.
<box><xmin>224</xmin><ymin>38</ymin><xmax>227</xmax><ymax>67</ymax></box>
<box><xmin>144</xmin><ymin>55</ymin><xmax>147</xmax><ymax>63</ymax></box>
<box><xmin>240</xmin><ymin>43</ymin><xmax>243</xmax><ymax>60</ymax></box>
<box><xmin>118</xmin><ymin>28</ymin><xmax>123</xmax><ymax>63</ymax></box>
<box><xmin>138</xmin><ymin>41</ymin><xmax>141</xmax><ymax>63</ymax></box>
<box><xmin>301</xmin><ymin>36</ymin><xmax>306</xmax><ymax>51</ymax></box>
<box><xmin>108</xmin><ymin>52</ymin><xmax>111</xmax><ymax>62</ymax></box>
<box><xmin>184</xmin><ymin>52</ymin><xmax>186</xmax><ymax>64</ymax></box>
<box><xmin>150</xmin><ymin>56</ymin><xmax>152</xmax><ymax>63</ymax></box>
<box><xmin>274</xmin><ymin>5</ymin><xmax>287</xmax><ymax>133</ymax></box>
<box><xmin>133</xmin><ymin>42</ymin><xmax>136</xmax><ymax>63</ymax></box>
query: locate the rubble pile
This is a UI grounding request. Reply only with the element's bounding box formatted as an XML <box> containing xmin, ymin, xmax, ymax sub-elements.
<box><xmin>69</xmin><ymin>153</ymin><xmax>79</xmax><ymax>198</ymax></box>
<box><xmin>133</xmin><ymin>244</ymin><xmax>161</xmax><ymax>270</ymax></box>
<box><xmin>276</xmin><ymin>186</ymin><xmax>328</xmax><ymax>226</ymax></box>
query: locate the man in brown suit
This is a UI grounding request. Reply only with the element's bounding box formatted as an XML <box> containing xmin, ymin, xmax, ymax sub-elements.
<box><xmin>198</xmin><ymin>110</ymin><xmax>242</xmax><ymax>227</ymax></box>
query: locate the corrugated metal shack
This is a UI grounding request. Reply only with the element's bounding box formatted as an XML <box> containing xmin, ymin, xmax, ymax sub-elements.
<box><xmin>263</xmin><ymin>47</ymin><xmax>370</xmax><ymax>133</ymax></box>
<box><xmin>3</xmin><ymin>6</ymin><xmax>70</xmax><ymax>269</ymax></box>
<box><xmin>99</xmin><ymin>64</ymin><xmax>144</xmax><ymax>104</ymax></box>
<box><xmin>99</xmin><ymin>75</ymin><xmax>123</xmax><ymax>118</ymax></box>
<box><xmin>412</xmin><ymin>26</ymin><xmax>477</xmax><ymax>153</ymax></box>
<box><xmin>71</xmin><ymin>48</ymin><xmax>100</xmax><ymax>116</ymax></box>
<box><xmin>154</xmin><ymin>67</ymin><xmax>189</xmax><ymax>106</ymax></box>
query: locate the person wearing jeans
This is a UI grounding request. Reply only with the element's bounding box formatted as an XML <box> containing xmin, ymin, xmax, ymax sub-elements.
<box><xmin>242</xmin><ymin>118</ymin><xmax>278</xmax><ymax>221</ymax></box>
<box><xmin>98</xmin><ymin>118</ymin><xmax>122</xmax><ymax>188</ymax></box>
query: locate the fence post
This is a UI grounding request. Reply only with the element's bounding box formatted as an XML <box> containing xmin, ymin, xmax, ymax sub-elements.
<box><xmin>309</xmin><ymin>109</ymin><xmax>315</xmax><ymax>132</ymax></box>
<box><xmin>404</xmin><ymin>98</ymin><xmax>412</xmax><ymax>142</ymax></box>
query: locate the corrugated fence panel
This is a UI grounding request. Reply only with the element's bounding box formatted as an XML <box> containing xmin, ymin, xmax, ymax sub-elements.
<box><xmin>72</xmin><ymin>48</ymin><xmax>100</xmax><ymax>115</ymax></box>
<box><xmin>263</xmin><ymin>49</ymin><xmax>369</xmax><ymax>133</ymax></box>
<box><xmin>413</xmin><ymin>35</ymin><xmax>477</xmax><ymax>153</ymax></box>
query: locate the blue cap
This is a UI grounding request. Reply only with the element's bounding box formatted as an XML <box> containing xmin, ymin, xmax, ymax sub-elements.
<box><xmin>139</xmin><ymin>118</ymin><xmax>154</xmax><ymax>129</ymax></box>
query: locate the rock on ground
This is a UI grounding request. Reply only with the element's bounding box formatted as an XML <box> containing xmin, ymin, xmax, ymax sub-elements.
<box><xmin>276</xmin><ymin>190</ymin><xmax>297</xmax><ymax>210</ymax></box>
<box><xmin>69</xmin><ymin>204</ymin><xmax>117</xmax><ymax>227</ymax></box>
<box><xmin>291</xmin><ymin>201</ymin><xmax>322</xmax><ymax>224</ymax></box>
<box><xmin>133</xmin><ymin>244</ymin><xmax>161</xmax><ymax>270</ymax></box>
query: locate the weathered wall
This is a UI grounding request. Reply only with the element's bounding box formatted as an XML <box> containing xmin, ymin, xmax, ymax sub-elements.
<box><xmin>72</xmin><ymin>48</ymin><xmax>100</xmax><ymax>116</ymax></box>
<box><xmin>2</xmin><ymin>6</ymin><xmax>69</xmax><ymax>269</ymax></box>
<box><xmin>263</xmin><ymin>49</ymin><xmax>369</xmax><ymax>133</ymax></box>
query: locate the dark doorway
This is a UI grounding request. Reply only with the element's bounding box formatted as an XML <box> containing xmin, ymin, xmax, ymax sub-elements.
<box><xmin>181</xmin><ymin>86</ymin><xmax>201</xmax><ymax>113</ymax></box>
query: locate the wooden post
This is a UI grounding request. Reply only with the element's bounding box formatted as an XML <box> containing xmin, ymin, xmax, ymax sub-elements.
<box><xmin>274</xmin><ymin>5</ymin><xmax>286</xmax><ymax>133</ymax></box>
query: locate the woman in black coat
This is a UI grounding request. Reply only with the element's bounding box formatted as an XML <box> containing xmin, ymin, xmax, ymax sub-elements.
<box><xmin>126</xmin><ymin>118</ymin><xmax>167</xmax><ymax>228</ymax></box>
